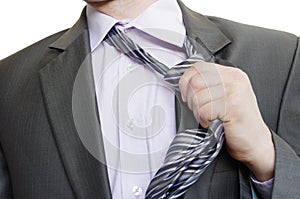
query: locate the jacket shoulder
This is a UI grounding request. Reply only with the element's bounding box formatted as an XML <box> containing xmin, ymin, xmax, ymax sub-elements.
<box><xmin>0</xmin><ymin>30</ymin><xmax>67</xmax><ymax>71</ymax></box>
<box><xmin>208</xmin><ymin>16</ymin><xmax>298</xmax><ymax>42</ymax></box>
<box><xmin>206</xmin><ymin>16</ymin><xmax>299</xmax><ymax>131</ymax></box>
<box><xmin>207</xmin><ymin>16</ymin><xmax>299</xmax><ymax>70</ymax></box>
<box><xmin>0</xmin><ymin>30</ymin><xmax>68</xmax><ymax>96</ymax></box>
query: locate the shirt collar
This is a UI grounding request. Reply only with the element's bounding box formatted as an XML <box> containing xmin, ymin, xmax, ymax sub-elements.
<box><xmin>86</xmin><ymin>0</ymin><xmax>186</xmax><ymax>52</ymax></box>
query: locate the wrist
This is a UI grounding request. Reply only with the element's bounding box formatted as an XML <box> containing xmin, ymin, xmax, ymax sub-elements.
<box><xmin>244</xmin><ymin>126</ymin><xmax>275</xmax><ymax>181</ymax></box>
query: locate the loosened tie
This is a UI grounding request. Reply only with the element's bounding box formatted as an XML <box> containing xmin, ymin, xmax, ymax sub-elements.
<box><xmin>105</xmin><ymin>26</ymin><xmax>225</xmax><ymax>199</ymax></box>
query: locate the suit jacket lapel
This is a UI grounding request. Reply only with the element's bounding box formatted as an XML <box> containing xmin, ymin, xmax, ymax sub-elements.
<box><xmin>177</xmin><ymin>0</ymin><xmax>231</xmax><ymax>60</ymax></box>
<box><xmin>39</xmin><ymin>9</ymin><xmax>111</xmax><ymax>199</ymax></box>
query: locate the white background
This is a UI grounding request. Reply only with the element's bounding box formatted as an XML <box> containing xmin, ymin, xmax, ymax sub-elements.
<box><xmin>1</xmin><ymin>0</ymin><xmax>299</xmax><ymax>60</ymax></box>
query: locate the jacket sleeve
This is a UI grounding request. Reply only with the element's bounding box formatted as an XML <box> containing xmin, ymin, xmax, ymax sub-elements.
<box><xmin>272</xmin><ymin>37</ymin><xmax>300</xmax><ymax>199</ymax></box>
<box><xmin>0</xmin><ymin>144</ymin><xmax>12</xmax><ymax>199</ymax></box>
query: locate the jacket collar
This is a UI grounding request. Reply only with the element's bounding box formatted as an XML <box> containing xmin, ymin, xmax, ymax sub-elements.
<box><xmin>50</xmin><ymin>1</ymin><xmax>231</xmax><ymax>55</ymax></box>
<box><xmin>49</xmin><ymin>8</ymin><xmax>89</xmax><ymax>51</ymax></box>
<box><xmin>177</xmin><ymin>0</ymin><xmax>231</xmax><ymax>55</ymax></box>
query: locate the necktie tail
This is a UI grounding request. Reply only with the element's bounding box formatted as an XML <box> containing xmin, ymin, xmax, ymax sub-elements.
<box><xmin>145</xmin><ymin>119</ymin><xmax>224</xmax><ymax>199</ymax></box>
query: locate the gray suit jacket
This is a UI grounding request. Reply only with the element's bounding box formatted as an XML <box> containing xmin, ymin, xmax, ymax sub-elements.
<box><xmin>0</xmin><ymin>1</ymin><xmax>299</xmax><ymax>198</ymax></box>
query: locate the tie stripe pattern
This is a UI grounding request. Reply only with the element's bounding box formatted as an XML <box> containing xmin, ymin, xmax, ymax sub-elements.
<box><xmin>146</xmin><ymin>120</ymin><xmax>224</xmax><ymax>199</ymax></box>
<box><xmin>105</xmin><ymin>26</ymin><xmax>169</xmax><ymax>75</ymax></box>
<box><xmin>105</xmin><ymin>26</ymin><xmax>225</xmax><ymax>199</ymax></box>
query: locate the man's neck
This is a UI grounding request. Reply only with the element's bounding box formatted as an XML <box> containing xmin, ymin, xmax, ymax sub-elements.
<box><xmin>87</xmin><ymin>0</ymin><xmax>158</xmax><ymax>20</ymax></box>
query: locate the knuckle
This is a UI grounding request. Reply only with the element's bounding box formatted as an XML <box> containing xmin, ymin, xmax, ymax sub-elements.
<box><xmin>232</xmin><ymin>68</ymin><xmax>249</xmax><ymax>82</ymax></box>
<box><xmin>224</xmin><ymin>68</ymin><xmax>250</xmax><ymax>90</ymax></box>
<box><xmin>189</xmin><ymin>75</ymin><xmax>201</xmax><ymax>88</ymax></box>
<box><xmin>192</xmin><ymin>62</ymin><xmax>202</xmax><ymax>70</ymax></box>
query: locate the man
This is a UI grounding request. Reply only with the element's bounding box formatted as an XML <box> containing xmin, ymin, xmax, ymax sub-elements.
<box><xmin>0</xmin><ymin>0</ymin><xmax>299</xmax><ymax>198</ymax></box>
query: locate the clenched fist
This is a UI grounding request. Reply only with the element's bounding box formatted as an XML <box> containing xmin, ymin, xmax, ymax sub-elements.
<box><xmin>179</xmin><ymin>62</ymin><xmax>275</xmax><ymax>181</ymax></box>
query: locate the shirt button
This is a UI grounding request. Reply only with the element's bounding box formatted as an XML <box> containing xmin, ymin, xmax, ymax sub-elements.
<box><xmin>127</xmin><ymin>64</ymin><xmax>135</xmax><ymax>71</ymax></box>
<box><xmin>127</xmin><ymin>119</ymin><xmax>135</xmax><ymax>130</ymax></box>
<box><xmin>132</xmin><ymin>186</ymin><xmax>143</xmax><ymax>197</ymax></box>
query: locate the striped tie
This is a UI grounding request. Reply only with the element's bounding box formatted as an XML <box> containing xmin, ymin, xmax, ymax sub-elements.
<box><xmin>105</xmin><ymin>26</ymin><xmax>225</xmax><ymax>199</ymax></box>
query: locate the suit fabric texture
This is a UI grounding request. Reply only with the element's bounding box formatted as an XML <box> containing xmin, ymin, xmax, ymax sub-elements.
<box><xmin>0</xmin><ymin>1</ymin><xmax>300</xmax><ymax>198</ymax></box>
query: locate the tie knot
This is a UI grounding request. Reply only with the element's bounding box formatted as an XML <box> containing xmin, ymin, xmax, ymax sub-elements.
<box><xmin>163</xmin><ymin>67</ymin><xmax>189</xmax><ymax>90</ymax></box>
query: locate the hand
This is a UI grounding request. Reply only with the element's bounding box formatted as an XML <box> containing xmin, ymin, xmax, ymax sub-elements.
<box><xmin>179</xmin><ymin>62</ymin><xmax>275</xmax><ymax>181</ymax></box>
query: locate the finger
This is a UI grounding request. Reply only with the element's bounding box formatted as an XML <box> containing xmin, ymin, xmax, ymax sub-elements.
<box><xmin>179</xmin><ymin>62</ymin><xmax>224</xmax><ymax>102</ymax></box>
<box><xmin>189</xmin><ymin>84</ymin><xmax>227</xmax><ymax>112</ymax></box>
<box><xmin>192</xmin><ymin>63</ymin><xmax>224</xmax><ymax>87</ymax></box>
<box><xmin>193</xmin><ymin>97</ymin><xmax>227</xmax><ymax>128</ymax></box>
<box><xmin>185</xmin><ymin>72</ymin><xmax>224</xmax><ymax>110</ymax></box>
<box><xmin>179</xmin><ymin>66</ymin><xmax>198</xmax><ymax>102</ymax></box>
